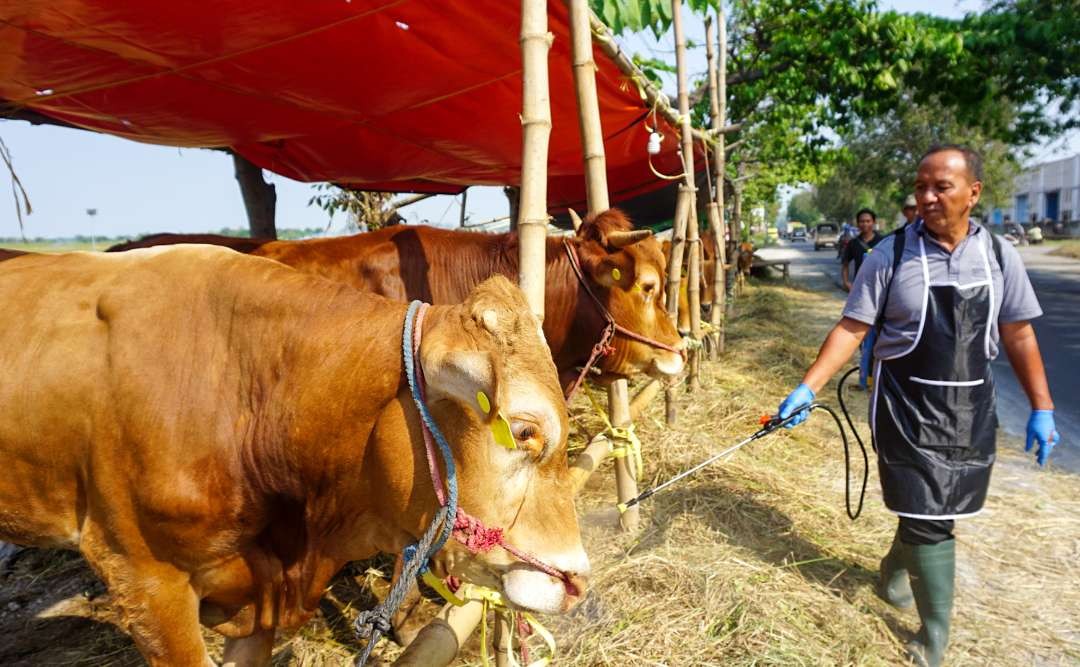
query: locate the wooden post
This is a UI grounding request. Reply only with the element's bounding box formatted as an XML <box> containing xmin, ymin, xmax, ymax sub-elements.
<box><xmin>231</xmin><ymin>152</ymin><xmax>277</xmax><ymax>239</ymax></box>
<box><xmin>705</xmin><ymin>13</ymin><xmax>728</xmax><ymax>356</ymax></box>
<box><xmin>673</xmin><ymin>0</ymin><xmax>702</xmax><ymax>392</ymax></box>
<box><xmin>517</xmin><ymin>0</ymin><xmax>553</xmax><ymax>320</ymax></box>
<box><xmin>664</xmin><ymin>185</ymin><xmax>691</xmax><ymax>425</ymax></box>
<box><xmin>568</xmin><ymin>0</ymin><xmax>638</xmax><ymax>530</ymax></box>
<box><xmin>393</xmin><ymin>601</ymin><xmax>486</xmax><ymax>666</ymax></box>
<box><xmin>459</xmin><ymin>188</ymin><xmax>469</xmax><ymax>228</ymax></box>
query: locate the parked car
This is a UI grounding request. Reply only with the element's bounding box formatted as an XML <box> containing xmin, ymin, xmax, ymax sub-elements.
<box><xmin>813</xmin><ymin>222</ymin><xmax>840</xmax><ymax>251</ymax></box>
<box><xmin>790</xmin><ymin>227</ymin><xmax>807</xmax><ymax>242</ymax></box>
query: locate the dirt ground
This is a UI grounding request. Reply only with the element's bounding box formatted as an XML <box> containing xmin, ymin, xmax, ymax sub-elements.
<box><xmin>1</xmin><ymin>278</ymin><xmax>1077</xmax><ymax>665</ymax></box>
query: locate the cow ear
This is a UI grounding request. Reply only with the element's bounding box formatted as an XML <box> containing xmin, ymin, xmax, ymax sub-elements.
<box><xmin>420</xmin><ymin>344</ymin><xmax>502</xmax><ymax>422</ymax></box>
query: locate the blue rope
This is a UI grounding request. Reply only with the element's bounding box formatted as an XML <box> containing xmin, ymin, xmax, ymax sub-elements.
<box><xmin>400</xmin><ymin>300</ymin><xmax>459</xmax><ymax>557</ymax></box>
<box><xmin>353</xmin><ymin>300</ymin><xmax>460</xmax><ymax>665</ymax></box>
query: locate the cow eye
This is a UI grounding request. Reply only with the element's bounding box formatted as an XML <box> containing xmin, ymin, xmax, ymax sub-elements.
<box><xmin>511</xmin><ymin>419</ymin><xmax>545</xmax><ymax>456</ymax></box>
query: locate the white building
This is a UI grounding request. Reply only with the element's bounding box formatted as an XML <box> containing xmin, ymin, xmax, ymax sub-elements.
<box><xmin>994</xmin><ymin>153</ymin><xmax>1080</xmax><ymax>236</ymax></box>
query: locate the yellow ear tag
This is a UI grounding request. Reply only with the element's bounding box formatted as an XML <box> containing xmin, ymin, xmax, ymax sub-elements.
<box><xmin>491</xmin><ymin>413</ymin><xmax>517</xmax><ymax>450</ymax></box>
<box><xmin>476</xmin><ymin>391</ymin><xmax>491</xmax><ymax>415</ymax></box>
<box><xmin>611</xmin><ymin>268</ymin><xmax>622</xmax><ymax>281</ymax></box>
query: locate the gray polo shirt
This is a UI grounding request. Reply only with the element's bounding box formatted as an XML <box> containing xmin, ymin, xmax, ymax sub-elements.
<box><xmin>843</xmin><ymin>220</ymin><xmax>1042</xmax><ymax>360</ymax></box>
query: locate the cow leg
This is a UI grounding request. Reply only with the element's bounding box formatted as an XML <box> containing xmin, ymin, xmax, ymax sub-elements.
<box><xmin>221</xmin><ymin>628</ymin><xmax>276</xmax><ymax>667</ymax></box>
<box><xmin>81</xmin><ymin>537</ymin><xmax>212</xmax><ymax>666</ymax></box>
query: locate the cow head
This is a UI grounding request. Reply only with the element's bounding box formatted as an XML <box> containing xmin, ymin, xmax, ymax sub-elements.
<box><xmin>419</xmin><ymin>276</ymin><xmax>589</xmax><ymax>614</ymax></box>
<box><xmin>570</xmin><ymin>209</ymin><xmax>685</xmax><ymax>381</ymax></box>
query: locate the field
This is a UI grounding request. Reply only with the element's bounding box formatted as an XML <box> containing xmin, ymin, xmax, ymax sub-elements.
<box><xmin>1</xmin><ymin>239</ymin><xmax>103</xmax><ymax>253</ymax></box>
<box><xmin>1</xmin><ymin>280</ymin><xmax>1077</xmax><ymax>665</ymax></box>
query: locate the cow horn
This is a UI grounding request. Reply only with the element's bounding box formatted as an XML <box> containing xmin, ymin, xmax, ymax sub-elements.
<box><xmin>606</xmin><ymin>230</ymin><xmax>653</xmax><ymax>247</ymax></box>
<box><xmin>568</xmin><ymin>208</ymin><xmax>584</xmax><ymax>232</ymax></box>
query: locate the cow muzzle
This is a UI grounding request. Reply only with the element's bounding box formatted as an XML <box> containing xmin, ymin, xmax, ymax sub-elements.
<box><xmin>648</xmin><ymin>338</ymin><xmax>686</xmax><ymax>379</ymax></box>
<box><xmin>502</xmin><ymin>563</ymin><xmax>589</xmax><ymax>614</ymax></box>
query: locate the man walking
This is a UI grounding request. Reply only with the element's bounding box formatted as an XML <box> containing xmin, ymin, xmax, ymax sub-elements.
<box><xmin>776</xmin><ymin>145</ymin><xmax>1059</xmax><ymax>667</ymax></box>
<box><xmin>841</xmin><ymin>208</ymin><xmax>882</xmax><ymax>292</ymax></box>
<box><xmin>841</xmin><ymin>208</ymin><xmax>883</xmax><ymax>388</ymax></box>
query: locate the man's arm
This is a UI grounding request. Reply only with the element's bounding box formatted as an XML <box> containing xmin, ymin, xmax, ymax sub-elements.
<box><xmin>1000</xmin><ymin>321</ymin><xmax>1054</xmax><ymax>410</ymax></box>
<box><xmin>802</xmin><ymin>317</ymin><xmax>871</xmax><ymax>393</ymax></box>
<box><xmin>841</xmin><ymin>260</ymin><xmax>852</xmax><ymax>291</ymax></box>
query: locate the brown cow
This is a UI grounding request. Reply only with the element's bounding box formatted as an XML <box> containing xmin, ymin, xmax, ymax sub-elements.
<box><xmin>0</xmin><ymin>247</ymin><xmax>588</xmax><ymax>665</ymax></box>
<box><xmin>110</xmin><ymin>210</ymin><xmax>686</xmax><ymax>390</ymax></box>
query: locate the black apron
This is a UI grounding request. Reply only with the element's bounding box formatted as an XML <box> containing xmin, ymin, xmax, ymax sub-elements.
<box><xmin>871</xmin><ymin>234</ymin><xmax>997</xmax><ymax>518</ymax></box>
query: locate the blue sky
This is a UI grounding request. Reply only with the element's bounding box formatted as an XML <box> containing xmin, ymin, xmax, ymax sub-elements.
<box><xmin>2</xmin><ymin>0</ymin><xmax>1075</xmax><ymax>239</ymax></box>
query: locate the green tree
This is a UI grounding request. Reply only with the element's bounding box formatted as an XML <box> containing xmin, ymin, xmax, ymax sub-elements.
<box><xmin>811</xmin><ymin>96</ymin><xmax>1020</xmax><ymax>226</ymax></box>
<box><xmin>787</xmin><ymin>190</ymin><xmax>822</xmax><ymax>225</ymax></box>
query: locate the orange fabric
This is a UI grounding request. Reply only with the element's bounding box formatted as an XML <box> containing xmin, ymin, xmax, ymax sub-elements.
<box><xmin>0</xmin><ymin>1</ymin><xmax>692</xmax><ymax>208</ymax></box>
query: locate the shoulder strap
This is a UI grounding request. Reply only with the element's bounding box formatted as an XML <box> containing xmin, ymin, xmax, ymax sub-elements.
<box><xmin>873</xmin><ymin>226</ymin><xmax>907</xmax><ymax>335</ymax></box>
<box><xmin>981</xmin><ymin>224</ymin><xmax>1004</xmax><ymax>269</ymax></box>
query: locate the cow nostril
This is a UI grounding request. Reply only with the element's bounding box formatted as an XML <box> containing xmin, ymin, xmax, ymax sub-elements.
<box><xmin>562</xmin><ymin>572</ymin><xmax>589</xmax><ymax>599</ymax></box>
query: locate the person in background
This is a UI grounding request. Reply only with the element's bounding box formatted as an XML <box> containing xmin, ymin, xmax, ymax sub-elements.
<box><xmin>841</xmin><ymin>208</ymin><xmax>883</xmax><ymax>388</ymax></box>
<box><xmin>777</xmin><ymin>145</ymin><xmax>1059</xmax><ymax>667</ymax></box>
<box><xmin>901</xmin><ymin>193</ymin><xmax>918</xmax><ymax>228</ymax></box>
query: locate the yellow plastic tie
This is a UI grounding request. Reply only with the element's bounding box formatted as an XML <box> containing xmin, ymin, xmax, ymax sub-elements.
<box><xmin>421</xmin><ymin>570</ymin><xmax>467</xmax><ymax>607</ymax></box>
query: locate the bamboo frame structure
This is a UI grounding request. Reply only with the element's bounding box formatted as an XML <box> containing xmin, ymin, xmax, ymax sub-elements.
<box><xmin>568</xmin><ymin>0</ymin><xmax>639</xmax><ymax>531</ymax></box>
<box><xmin>705</xmin><ymin>12</ymin><xmax>728</xmax><ymax>356</ymax></box>
<box><xmin>663</xmin><ymin>184</ymin><xmax>691</xmax><ymax>425</ymax></box>
<box><xmin>517</xmin><ymin>0</ymin><xmax>554</xmax><ymax>320</ymax></box>
<box><xmin>672</xmin><ymin>0</ymin><xmax>703</xmax><ymax>392</ymax></box>
<box><xmin>585</xmin><ymin>12</ymin><xmax>741</xmax><ymax>142</ymax></box>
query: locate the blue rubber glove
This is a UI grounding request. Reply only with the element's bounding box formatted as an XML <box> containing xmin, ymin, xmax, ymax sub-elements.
<box><xmin>778</xmin><ymin>383</ymin><xmax>815</xmax><ymax>429</ymax></box>
<box><xmin>1025</xmin><ymin>410</ymin><xmax>1060</xmax><ymax>466</ymax></box>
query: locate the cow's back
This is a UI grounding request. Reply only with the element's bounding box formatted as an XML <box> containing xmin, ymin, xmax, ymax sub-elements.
<box><xmin>255</xmin><ymin>226</ymin><xmax>513</xmax><ymax>303</ymax></box>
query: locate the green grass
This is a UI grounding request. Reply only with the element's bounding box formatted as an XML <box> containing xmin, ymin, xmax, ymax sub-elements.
<box><xmin>1048</xmin><ymin>240</ymin><xmax>1080</xmax><ymax>260</ymax></box>
<box><xmin>2</xmin><ymin>240</ymin><xmax>102</xmax><ymax>253</ymax></box>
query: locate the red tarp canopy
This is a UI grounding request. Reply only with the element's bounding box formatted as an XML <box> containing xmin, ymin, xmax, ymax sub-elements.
<box><xmin>0</xmin><ymin>1</ymin><xmax>692</xmax><ymax>209</ymax></box>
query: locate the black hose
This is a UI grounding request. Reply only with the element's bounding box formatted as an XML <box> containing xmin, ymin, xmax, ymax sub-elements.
<box><xmin>828</xmin><ymin>366</ymin><xmax>872</xmax><ymax>519</ymax></box>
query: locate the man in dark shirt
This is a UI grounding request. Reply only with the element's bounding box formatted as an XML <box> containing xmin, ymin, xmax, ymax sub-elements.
<box><xmin>842</xmin><ymin>208</ymin><xmax>882</xmax><ymax>291</ymax></box>
<box><xmin>841</xmin><ymin>208</ymin><xmax>882</xmax><ymax>388</ymax></box>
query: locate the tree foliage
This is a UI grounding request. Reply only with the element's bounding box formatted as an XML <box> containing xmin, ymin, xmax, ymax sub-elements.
<box><xmin>307</xmin><ymin>185</ymin><xmax>403</xmax><ymax>231</ymax></box>
<box><xmin>590</xmin><ymin>0</ymin><xmax>1077</xmax><ymax>218</ymax></box>
<box><xmin>810</xmin><ymin>97</ymin><xmax>1021</xmax><ymax>226</ymax></box>
<box><xmin>787</xmin><ymin>190</ymin><xmax>822</xmax><ymax>225</ymax></box>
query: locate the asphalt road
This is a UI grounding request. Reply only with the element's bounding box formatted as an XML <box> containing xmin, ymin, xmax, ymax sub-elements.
<box><xmin>756</xmin><ymin>238</ymin><xmax>1080</xmax><ymax>473</ymax></box>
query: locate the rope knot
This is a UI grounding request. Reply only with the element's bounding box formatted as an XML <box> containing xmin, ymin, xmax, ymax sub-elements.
<box><xmin>453</xmin><ymin>509</ymin><xmax>504</xmax><ymax>553</ymax></box>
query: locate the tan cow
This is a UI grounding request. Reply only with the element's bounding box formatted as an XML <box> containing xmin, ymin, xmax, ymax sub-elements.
<box><xmin>0</xmin><ymin>248</ymin><xmax>588</xmax><ymax>665</ymax></box>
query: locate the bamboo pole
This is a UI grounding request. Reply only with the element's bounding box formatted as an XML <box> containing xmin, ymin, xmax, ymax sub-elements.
<box><xmin>517</xmin><ymin>0</ymin><xmax>553</xmax><ymax>320</ymax></box>
<box><xmin>392</xmin><ymin>601</ymin><xmax>486</xmax><ymax>666</ymax></box>
<box><xmin>568</xmin><ymin>0</ymin><xmax>638</xmax><ymax>530</ymax></box>
<box><xmin>705</xmin><ymin>13</ymin><xmax>728</xmax><ymax>357</ymax></box>
<box><xmin>663</xmin><ymin>185</ymin><xmax>691</xmax><ymax>426</ymax></box>
<box><xmin>672</xmin><ymin>0</ymin><xmax>702</xmax><ymax>392</ymax></box>
<box><xmin>585</xmin><ymin>12</ymin><xmax>740</xmax><ymax>142</ymax></box>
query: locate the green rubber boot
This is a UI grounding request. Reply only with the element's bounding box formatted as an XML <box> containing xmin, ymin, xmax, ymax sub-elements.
<box><xmin>905</xmin><ymin>539</ymin><xmax>955</xmax><ymax>667</ymax></box>
<box><xmin>877</xmin><ymin>531</ymin><xmax>914</xmax><ymax>609</ymax></box>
